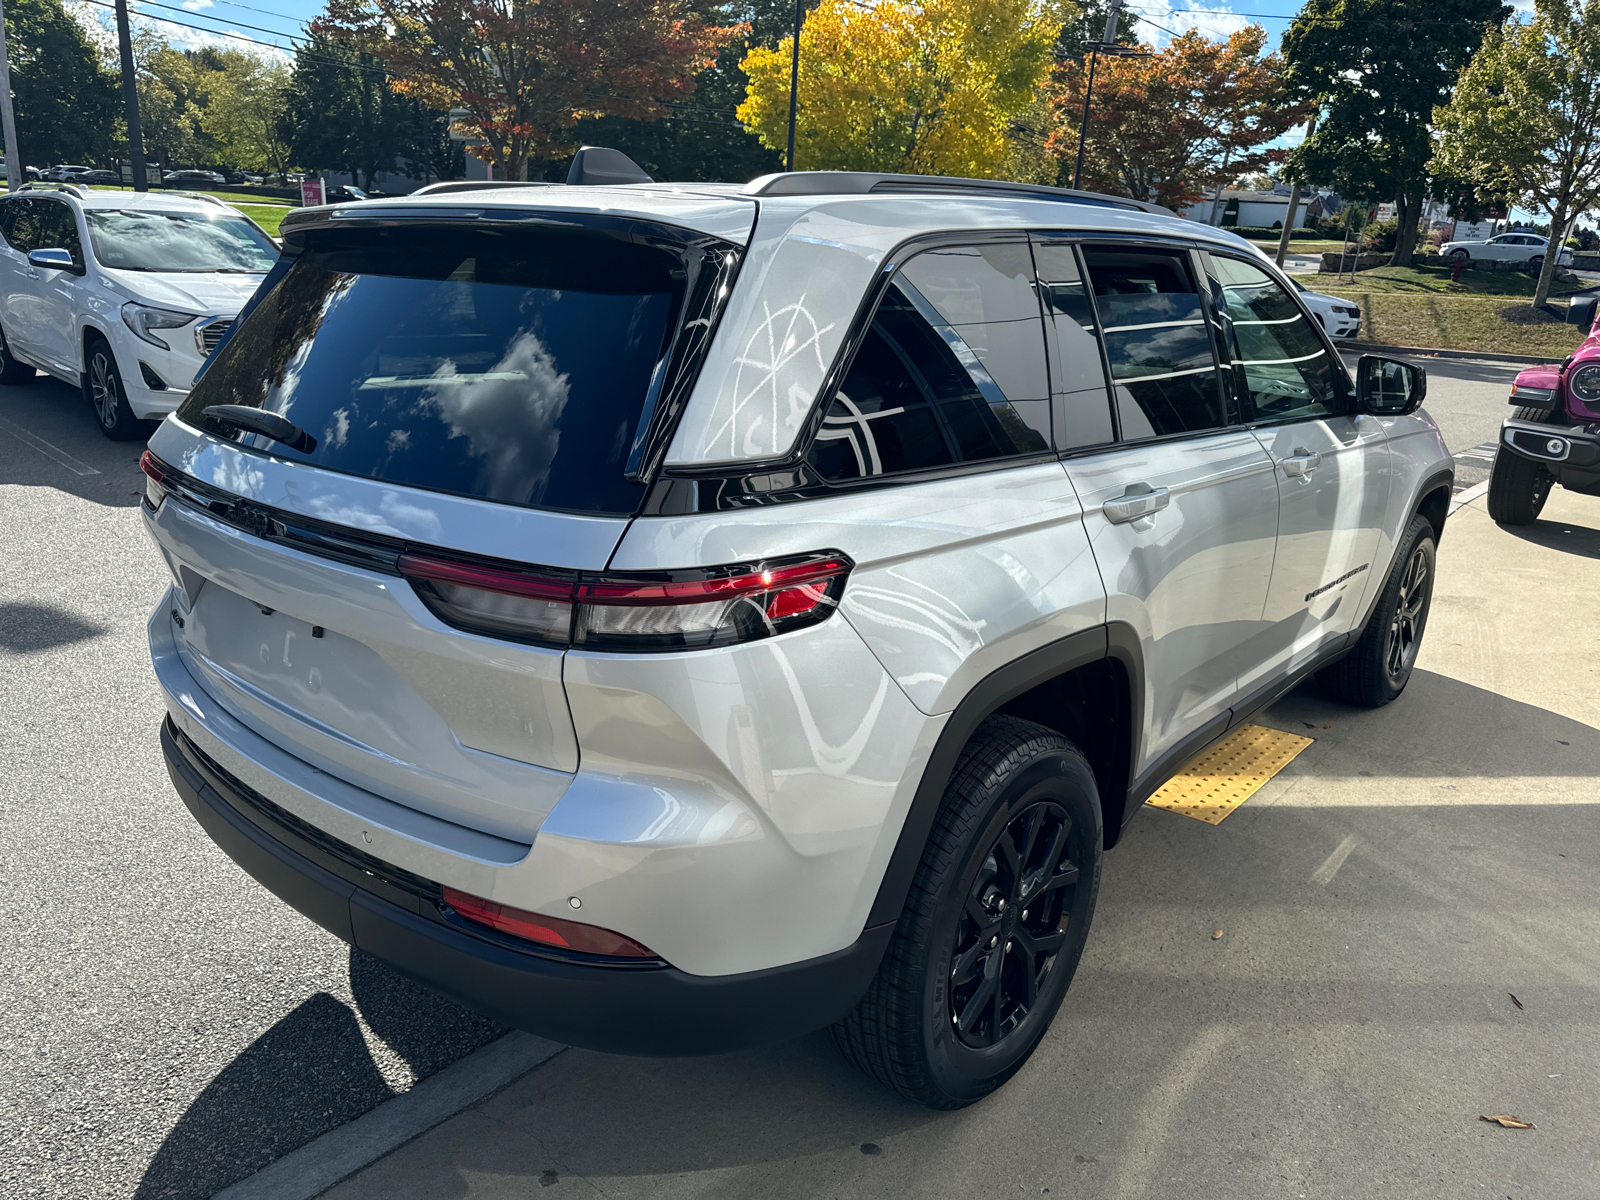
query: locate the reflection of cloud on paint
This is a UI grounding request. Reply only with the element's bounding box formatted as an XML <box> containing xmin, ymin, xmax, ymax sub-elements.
<box><xmin>1127</xmin><ymin>0</ymin><xmax>1251</xmax><ymax>44</ymax></box>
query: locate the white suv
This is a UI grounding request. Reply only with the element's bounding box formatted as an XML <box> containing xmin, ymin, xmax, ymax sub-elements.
<box><xmin>141</xmin><ymin>162</ymin><xmax>1453</xmax><ymax>1108</ymax></box>
<box><xmin>0</xmin><ymin>184</ymin><xmax>278</xmax><ymax>438</ymax></box>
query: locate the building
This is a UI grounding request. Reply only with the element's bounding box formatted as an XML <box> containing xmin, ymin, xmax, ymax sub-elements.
<box><xmin>1178</xmin><ymin>189</ymin><xmax>1323</xmax><ymax>229</ymax></box>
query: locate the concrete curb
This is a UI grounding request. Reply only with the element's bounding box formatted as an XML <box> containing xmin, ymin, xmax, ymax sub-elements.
<box><xmin>212</xmin><ymin>1031</ymin><xmax>565</xmax><ymax>1200</ymax></box>
<box><xmin>1338</xmin><ymin>341</ymin><xmax>1562</xmax><ymax>366</ymax></box>
<box><xmin>1448</xmin><ymin>479</ymin><xmax>1490</xmax><ymax>514</ymax></box>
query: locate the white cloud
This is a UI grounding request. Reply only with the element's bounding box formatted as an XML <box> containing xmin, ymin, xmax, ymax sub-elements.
<box><xmin>124</xmin><ymin>5</ymin><xmax>293</xmax><ymax>60</ymax></box>
<box><xmin>182</xmin><ymin>0</ymin><xmax>215</xmax><ymax>10</ymax></box>
<box><xmin>1126</xmin><ymin>0</ymin><xmax>1252</xmax><ymax>46</ymax></box>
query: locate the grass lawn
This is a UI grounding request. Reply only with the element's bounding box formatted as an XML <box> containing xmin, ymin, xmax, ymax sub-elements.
<box><xmin>87</xmin><ymin>185</ymin><xmax>295</xmax><ymax>208</ymax></box>
<box><xmin>1311</xmin><ymin>262</ymin><xmax>1585</xmax><ymax>298</ymax></box>
<box><xmin>1322</xmin><ymin>291</ymin><xmax>1584</xmax><ymax>357</ymax></box>
<box><xmin>231</xmin><ymin>204</ymin><xmax>288</xmax><ymax>237</ymax></box>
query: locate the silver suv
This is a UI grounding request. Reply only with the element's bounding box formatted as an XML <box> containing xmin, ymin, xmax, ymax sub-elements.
<box><xmin>142</xmin><ymin>163</ymin><xmax>1451</xmax><ymax>1109</ymax></box>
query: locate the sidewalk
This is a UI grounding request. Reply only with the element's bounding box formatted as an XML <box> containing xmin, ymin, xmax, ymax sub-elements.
<box><xmin>305</xmin><ymin>491</ymin><xmax>1600</xmax><ymax>1200</ymax></box>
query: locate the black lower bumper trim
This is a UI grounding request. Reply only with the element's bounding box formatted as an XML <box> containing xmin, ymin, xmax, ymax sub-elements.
<box><xmin>1502</xmin><ymin>419</ymin><xmax>1600</xmax><ymax>469</ymax></box>
<box><xmin>161</xmin><ymin>718</ymin><xmax>892</xmax><ymax>1056</ymax></box>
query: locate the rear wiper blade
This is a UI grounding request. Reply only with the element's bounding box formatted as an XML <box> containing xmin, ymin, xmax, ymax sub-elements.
<box><xmin>202</xmin><ymin>404</ymin><xmax>317</xmax><ymax>453</ymax></box>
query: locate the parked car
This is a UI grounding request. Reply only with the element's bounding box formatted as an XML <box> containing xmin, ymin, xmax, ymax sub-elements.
<box><xmin>80</xmin><ymin>169</ymin><xmax>122</xmax><ymax>187</ymax></box>
<box><xmin>140</xmin><ymin>158</ymin><xmax>1451</xmax><ymax>1110</ymax></box>
<box><xmin>1440</xmin><ymin>231</ymin><xmax>1574</xmax><ymax>267</ymax></box>
<box><xmin>162</xmin><ymin>169</ymin><xmax>226</xmax><ymax>187</ymax></box>
<box><xmin>241</xmin><ymin>173</ymin><xmax>264</xmax><ymax>185</ymax></box>
<box><xmin>1488</xmin><ymin>322</ymin><xmax>1600</xmax><ymax>523</ymax></box>
<box><xmin>324</xmin><ymin>185</ymin><xmax>368</xmax><ymax>203</ymax></box>
<box><xmin>1289</xmin><ymin>275</ymin><xmax>1363</xmax><ymax>338</ymax></box>
<box><xmin>0</xmin><ymin>186</ymin><xmax>279</xmax><ymax>437</ymax></box>
<box><xmin>43</xmin><ymin>165</ymin><xmax>94</xmax><ymax>183</ymax></box>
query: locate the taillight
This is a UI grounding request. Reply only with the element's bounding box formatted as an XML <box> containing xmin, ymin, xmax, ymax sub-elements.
<box><xmin>139</xmin><ymin>450</ymin><xmax>168</xmax><ymax>510</ymax></box>
<box><xmin>398</xmin><ymin>550</ymin><xmax>851</xmax><ymax>652</ymax></box>
<box><xmin>442</xmin><ymin>886</ymin><xmax>658</xmax><ymax>958</ymax></box>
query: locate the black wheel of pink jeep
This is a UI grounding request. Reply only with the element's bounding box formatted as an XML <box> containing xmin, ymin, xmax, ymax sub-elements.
<box><xmin>1487</xmin><ymin>445</ymin><xmax>1553</xmax><ymax>525</ymax></box>
<box><xmin>831</xmin><ymin>715</ymin><xmax>1101</xmax><ymax>1109</ymax></box>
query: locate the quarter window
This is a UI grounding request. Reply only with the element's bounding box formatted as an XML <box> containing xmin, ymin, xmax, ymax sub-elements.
<box><xmin>1082</xmin><ymin>248</ymin><xmax>1226</xmax><ymax>438</ymax></box>
<box><xmin>807</xmin><ymin>243</ymin><xmax>1051</xmax><ymax>482</ymax></box>
<box><xmin>1203</xmin><ymin>253</ymin><xmax>1341</xmax><ymax>422</ymax></box>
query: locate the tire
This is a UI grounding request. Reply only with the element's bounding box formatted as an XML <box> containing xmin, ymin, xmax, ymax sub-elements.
<box><xmin>83</xmin><ymin>335</ymin><xmax>143</xmax><ymax>441</ymax></box>
<box><xmin>832</xmin><ymin>715</ymin><xmax>1102</xmax><ymax>1109</ymax></box>
<box><xmin>1487</xmin><ymin>445</ymin><xmax>1554</xmax><ymax>525</ymax></box>
<box><xmin>1450</xmin><ymin>249</ymin><xmax>1469</xmax><ymax>262</ymax></box>
<box><xmin>1318</xmin><ymin>515</ymin><xmax>1436</xmax><ymax>708</ymax></box>
<box><xmin>0</xmin><ymin>324</ymin><xmax>36</xmax><ymax>384</ymax></box>
<box><xmin>1530</xmin><ymin>254</ymin><xmax>1544</xmax><ymax>267</ymax></box>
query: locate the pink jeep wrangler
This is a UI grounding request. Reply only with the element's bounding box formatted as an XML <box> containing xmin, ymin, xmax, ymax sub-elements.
<box><xmin>1489</xmin><ymin>328</ymin><xmax>1600</xmax><ymax>523</ymax></box>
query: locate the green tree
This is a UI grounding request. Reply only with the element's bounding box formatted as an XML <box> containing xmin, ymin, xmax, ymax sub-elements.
<box><xmin>134</xmin><ymin>39</ymin><xmax>204</xmax><ymax>169</ymax></box>
<box><xmin>1</xmin><ymin>0</ymin><xmax>119</xmax><ymax>167</ymax></box>
<box><xmin>282</xmin><ymin>30</ymin><xmax>451</xmax><ymax>187</ymax></box>
<box><xmin>1432</xmin><ymin>0</ymin><xmax>1600</xmax><ymax>305</ymax></box>
<box><xmin>200</xmin><ymin>53</ymin><xmax>293</xmax><ymax>174</ymax></box>
<box><xmin>1282</xmin><ymin>0</ymin><xmax>1506</xmax><ymax>268</ymax></box>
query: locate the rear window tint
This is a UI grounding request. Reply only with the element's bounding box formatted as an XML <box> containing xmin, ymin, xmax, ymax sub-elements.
<box><xmin>178</xmin><ymin>226</ymin><xmax>687</xmax><ymax>515</ymax></box>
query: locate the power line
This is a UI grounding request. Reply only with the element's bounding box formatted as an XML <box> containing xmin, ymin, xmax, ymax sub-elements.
<box><xmin>131</xmin><ymin>0</ymin><xmax>310</xmax><ymax>43</ymax></box>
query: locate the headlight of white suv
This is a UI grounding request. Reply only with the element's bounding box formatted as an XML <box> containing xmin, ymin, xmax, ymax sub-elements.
<box><xmin>121</xmin><ymin>302</ymin><xmax>198</xmax><ymax>351</ymax></box>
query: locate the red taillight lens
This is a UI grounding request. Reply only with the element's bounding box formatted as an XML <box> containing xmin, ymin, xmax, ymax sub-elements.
<box><xmin>442</xmin><ymin>886</ymin><xmax>658</xmax><ymax>958</ymax></box>
<box><xmin>399</xmin><ymin>551</ymin><xmax>852</xmax><ymax>652</ymax></box>
<box><xmin>140</xmin><ymin>450</ymin><xmax>169</xmax><ymax>510</ymax></box>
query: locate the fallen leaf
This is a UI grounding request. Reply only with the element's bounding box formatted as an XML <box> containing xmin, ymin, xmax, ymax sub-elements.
<box><xmin>1323</xmin><ymin>724</ymin><xmax>1331</xmax><ymax>729</ymax></box>
<box><xmin>1548</xmin><ymin>1074</ymin><xmax>1561</xmax><ymax>1078</ymax></box>
<box><xmin>1211</xmin><ymin>929</ymin><xmax>1224</xmax><ymax>940</ymax></box>
<box><xmin>1509</xmin><ymin>993</ymin><xmax>1523</xmax><ymax>1010</ymax></box>
<box><xmin>1479</xmin><ymin>1115</ymin><xmax>1534</xmax><ymax>1129</ymax></box>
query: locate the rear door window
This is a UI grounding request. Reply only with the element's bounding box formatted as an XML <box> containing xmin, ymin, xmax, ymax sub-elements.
<box><xmin>1030</xmin><ymin>240</ymin><xmax>1115</xmax><ymax>450</ymax></box>
<box><xmin>178</xmin><ymin>225</ymin><xmax>694</xmax><ymax>515</ymax></box>
<box><xmin>1082</xmin><ymin>247</ymin><xmax>1227</xmax><ymax>438</ymax></box>
<box><xmin>806</xmin><ymin>242</ymin><xmax>1051</xmax><ymax>481</ymax></box>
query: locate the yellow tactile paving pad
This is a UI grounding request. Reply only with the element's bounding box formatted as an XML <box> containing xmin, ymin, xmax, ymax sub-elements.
<box><xmin>1144</xmin><ymin>723</ymin><xmax>1314</xmax><ymax>824</ymax></box>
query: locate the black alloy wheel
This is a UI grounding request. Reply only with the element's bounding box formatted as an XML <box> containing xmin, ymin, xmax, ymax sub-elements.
<box><xmin>833</xmin><ymin>715</ymin><xmax>1102</xmax><ymax>1109</ymax></box>
<box><xmin>948</xmin><ymin>800</ymin><xmax>1080</xmax><ymax>1049</ymax></box>
<box><xmin>1383</xmin><ymin>543</ymin><xmax>1430</xmax><ymax>686</ymax></box>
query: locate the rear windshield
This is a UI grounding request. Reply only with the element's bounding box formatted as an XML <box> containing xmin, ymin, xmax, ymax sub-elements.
<box><xmin>178</xmin><ymin>225</ymin><xmax>686</xmax><ymax>514</ymax></box>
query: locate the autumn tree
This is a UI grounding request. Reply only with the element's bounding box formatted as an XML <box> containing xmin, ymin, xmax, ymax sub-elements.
<box><xmin>738</xmin><ymin>0</ymin><xmax>1070</xmax><ymax>178</ymax></box>
<box><xmin>1282</xmin><ymin>0</ymin><xmax>1504</xmax><ymax>268</ymax></box>
<box><xmin>200</xmin><ymin>53</ymin><xmax>294</xmax><ymax>174</ymax></box>
<box><xmin>1044</xmin><ymin>27</ymin><xmax>1299</xmax><ymax>208</ymax></box>
<box><xmin>1433</xmin><ymin>0</ymin><xmax>1600</xmax><ymax>306</ymax></box>
<box><xmin>323</xmin><ymin>0</ymin><xmax>737</xmax><ymax>180</ymax></box>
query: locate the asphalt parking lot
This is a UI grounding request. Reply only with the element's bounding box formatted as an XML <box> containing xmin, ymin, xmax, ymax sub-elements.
<box><xmin>3</xmin><ymin>353</ymin><xmax>1595</xmax><ymax>1199</ymax></box>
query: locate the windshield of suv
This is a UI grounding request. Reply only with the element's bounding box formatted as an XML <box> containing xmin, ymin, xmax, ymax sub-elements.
<box><xmin>178</xmin><ymin>223</ymin><xmax>691</xmax><ymax>515</ymax></box>
<box><xmin>86</xmin><ymin>209</ymin><xmax>278</xmax><ymax>272</ymax></box>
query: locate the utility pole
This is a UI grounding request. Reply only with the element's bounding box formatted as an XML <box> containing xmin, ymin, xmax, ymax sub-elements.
<box><xmin>114</xmin><ymin>0</ymin><xmax>147</xmax><ymax>192</ymax></box>
<box><xmin>0</xmin><ymin>0</ymin><xmax>20</xmax><ymax>192</ymax></box>
<box><xmin>1275</xmin><ymin>116</ymin><xmax>1316</xmax><ymax>267</ymax></box>
<box><xmin>1072</xmin><ymin>0</ymin><xmax>1148</xmax><ymax>191</ymax></box>
<box><xmin>786</xmin><ymin>0</ymin><xmax>803</xmax><ymax>172</ymax></box>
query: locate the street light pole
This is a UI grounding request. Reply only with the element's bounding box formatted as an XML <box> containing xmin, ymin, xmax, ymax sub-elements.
<box><xmin>0</xmin><ymin>0</ymin><xmax>21</xmax><ymax>192</ymax></box>
<box><xmin>786</xmin><ymin>0</ymin><xmax>803</xmax><ymax>172</ymax></box>
<box><xmin>1072</xmin><ymin>0</ymin><xmax>1147</xmax><ymax>191</ymax></box>
<box><xmin>114</xmin><ymin>0</ymin><xmax>148</xmax><ymax>192</ymax></box>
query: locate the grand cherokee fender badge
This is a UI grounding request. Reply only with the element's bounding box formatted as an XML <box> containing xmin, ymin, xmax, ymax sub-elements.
<box><xmin>1306</xmin><ymin>563</ymin><xmax>1369</xmax><ymax>602</ymax></box>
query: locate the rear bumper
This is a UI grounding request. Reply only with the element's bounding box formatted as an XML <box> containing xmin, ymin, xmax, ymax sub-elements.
<box><xmin>161</xmin><ymin>716</ymin><xmax>891</xmax><ymax>1056</ymax></box>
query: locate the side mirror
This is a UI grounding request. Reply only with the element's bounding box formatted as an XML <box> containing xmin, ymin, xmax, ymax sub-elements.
<box><xmin>1357</xmin><ymin>354</ymin><xmax>1427</xmax><ymax>415</ymax></box>
<box><xmin>28</xmin><ymin>247</ymin><xmax>80</xmax><ymax>274</ymax></box>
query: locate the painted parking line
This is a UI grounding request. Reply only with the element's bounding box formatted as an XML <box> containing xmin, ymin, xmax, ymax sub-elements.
<box><xmin>1311</xmin><ymin>834</ymin><xmax>1360</xmax><ymax>885</ymax></box>
<box><xmin>1449</xmin><ymin>479</ymin><xmax>1490</xmax><ymax>513</ymax></box>
<box><xmin>0</xmin><ymin>413</ymin><xmax>101</xmax><ymax>476</ymax></box>
<box><xmin>1144</xmin><ymin>724</ymin><xmax>1314</xmax><ymax>825</ymax></box>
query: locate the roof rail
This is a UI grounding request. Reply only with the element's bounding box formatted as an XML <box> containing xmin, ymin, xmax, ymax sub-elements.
<box><xmin>170</xmin><ymin>191</ymin><xmax>233</xmax><ymax>209</ymax></box>
<box><xmin>410</xmin><ymin>180</ymin><xmax>562</xmax><ymax>197</ymax></box>
<box><xmin>19</xmin><ymin>181</ymin><xmax>89</xmax><ymax>199</ymax></box>
<box><xmin>743</xmin><ymin>171</ymin><xmax>1171</xmax><ymax>216</ymax></box>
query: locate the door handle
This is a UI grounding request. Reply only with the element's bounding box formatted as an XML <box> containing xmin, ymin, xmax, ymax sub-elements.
<box><xmin>1103</xmin><ymin>485</ymin><xmax>1170</xmax><ymax>524</ymax></box>
<box><xmin>1279</xmin><ymin>449</ymin><xmax>1322</xmax><ymax>478</ymax></box>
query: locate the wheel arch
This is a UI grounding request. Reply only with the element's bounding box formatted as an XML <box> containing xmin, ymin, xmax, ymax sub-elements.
<box><xmin>865</xmin><ymin>624</ymin><xmax>1143</xmax><ymax>929</ymax></box>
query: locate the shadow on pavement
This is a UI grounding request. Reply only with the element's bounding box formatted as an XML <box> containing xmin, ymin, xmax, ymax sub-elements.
<box><xmin>1498</xmin><ymin>513</ymin><xmax>1600</xmax><ymax>558</ymax></box>
<box><xmin>0</xmin><ymin>378</ymin><xmax>153</xmax><ymax>509</ymax></box>
<box><xmin>134</xmin><ymin>955</ymin><xmax>503</xmax><ymax>1200</ymax></box>
<box><xmin>0</xmin><ymin>601</ymin><xmax>107</xmax><ymax>654</ymax></box>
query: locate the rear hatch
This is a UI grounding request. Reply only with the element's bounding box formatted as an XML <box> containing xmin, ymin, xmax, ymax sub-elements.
<box><xmin>143</xmin><ymin>204</ymin><xmax>750</xmax><ymax>840</ymax></box>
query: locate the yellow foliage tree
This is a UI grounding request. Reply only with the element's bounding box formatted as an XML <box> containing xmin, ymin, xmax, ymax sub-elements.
<box><xmin>738</xmin><ymin>0</ymin><xmax>1071</xmax><ymax>178</ymax></box>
